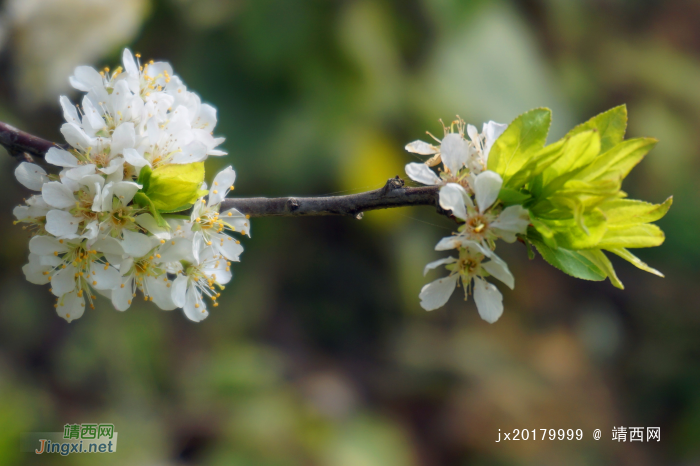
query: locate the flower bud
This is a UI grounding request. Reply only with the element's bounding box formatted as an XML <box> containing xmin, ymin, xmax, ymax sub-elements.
<box><xmin>145</xmin><ymin>162</ymin><xmax>207</xmax><ymax>211</ymax></box>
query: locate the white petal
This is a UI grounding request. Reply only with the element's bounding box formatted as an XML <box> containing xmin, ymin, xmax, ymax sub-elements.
<box><xmin>122</xmin><ymin>49</ymin><xmax>139</xmax><ymax>76</ymax></box>
<box><xmin>438</xmin><ymin>183</ymin><xmax>468</xmax><ymax>220</ymax></box>
<box><xmin>481</xmin><ymin>254</ymin><xmax>514</xmax><ymax>290</ymax></box>
<box><xmin>50</xmin><ymin>264</ymin><xmax>78</xmax><ymax>296</ymax></box>
<box><xmin>435</xmin><ymin>236</ymin><xmax>462</xmax><ymax>251</ymax></box>
<box><xmin>110</xmin><ymin>122</ymin><xmax>136</xmax><ymax>155</ymax></box>
<box><xmin>467</xmin><ymin>124</ymin><xmax>480</xmax><ymax>143</ymax></box>
<box><xmin>405</xmin><ymin>163</ymin><xmax>441</xmax><ymax>186</ymax></box>
<box><xmin>64</xmin><ymin>164</ymin><xmax>97</xmax><ymax>181</ymax></box>
<box><xmin>482</xmin><ymin>121</ymin><xmax>508</xmax><ymax>161</ymax></box>
<box><xmin>15</xmin><ymin>162</ymin><xmax>49</xmax><ymax>191</ymax></box>
<box><xmin>440</xmin><ymin>133</ymin><xmax>468</xmax><ymax>174</ymax></box>
<box><xmin>419</xmin><ymin>274</ymin><xmax>459</xmax><ymax>311</ymax></box>
<box><xmin>123</xmin><ymin>148</ymin><xmax>151</xmax><ymax>168</ymax></box>
<box><xmin>216</xmin><ymin>234</ymin><xmax>243</xmax><ymax>262</ymax></box>
<box><xmin>29</xmin><ymin>235</ymin><xmax>69</xmax><ymax>255</ymax></box>
<box><xmin>69</xmin><ymin>66</ymin><xmax>103</xmax><ymax>92</ymax></box>
<box><xmin>42</xmin><ymin>181</ymin><xmax>75</xmax><ymax>208</ymax></box>
<box><xmin>45</xmin><ymin>210</ymin><xmax>81</xmax><ymax>237</ymax></box>
<box><xmin>490</xmin><ymin>205</ymin><xmax>530</xmax><ymax>243</ymax></box>
<box><xmin>112</xmin><ymin>276</ymin><xmax>134</xmax><ymax>311</ymax></box>
<box><xmin>81</xmin><ymin>95</ymin><xmax>106</xmax><ymax>134</ymax></box>
<box><xmin>169</xmin><ymin>140</ymin><xmax>207</xmax><ymax>164</ymax></box>
<box><xmin>135</xmin><ymin>214</ymin><xmax>171</xmax><ymax>239</ymax></box>
<box><xmin>171</xmin><ymin>275</ymin><xmax>188</xmax><ymax>308</ymax></box>
<box><xmin>220</xmin><ymin>208</ymin><xmax>251</xmax><ymax>237</ymax></box>
<box><xmin>146</xmin><ymin>275</ymin><xmax>177</xmax><ymax>311</ymax></box>
<box><xmin>193</xmin><ymin>103</ymin><xmax>218</xmax><ymax>131</ymax></box>
<box><xmin>121</xmin><ymin>230</ymin><xmax>154</xmax><ymax>258</ymax></box>
<box><xmin>81</xmin><ymin>221</ymin><xmax>99</xmax><ymax>242</ymax></box>
<box><xmin>473</xmin><ymin>277</ymin><xmax>504</xmax><ymax>323</ymax></box>
<box><xmin>99</xmin><ymin>157</ymin><xmax>125</xmax><ymax>174</ymax></box>
<box><xmin>46</xmin><ymin>147</ymin><xmax>79</xmax><ymax>168</ymax></box>
<box><xmin>423</xmin><ymin>257</ymin><xmax>457</xmax><ymax>276</ymax></box>
<box><xmin>23</xmin><ymin>254</ymin><xmax>53</xmax><ymax>285</ymax></box>
<box><xmin>93</xmin><ymin>237</ymin><xmax>124</xmax><ymax>256</ymax></box>
<box><xmin>405</xmin><ymin>140</ymin><xmax>438</xmax><ymax>155</ymax></box>
<box><xmin>13</xmin><ymin>205</ymin><xmax>29</xmax><ymax>220</ymax></box>
<box><xmin>474</xmin><ymin>170</ymin><xmax>503</xmax><ymax>213</ymax></box>
<box><xmin>56</xmin><ymin>290</ymin><xmax>85</xmax><ymax>322</ymax></box>
<box><xmin>61</xmin><ymin>122</ymin><xmax>93</xmax><ymax>149</ymax></box>
<box><xmin>183</xmin><ymin>283</ymin><xmax>208</xmax><ymax>322</ymax></box>
<box><xmin>157</xmin><ymin>238</ymin><xmax>194</xmax><ymax>263</ymax></box>
<box><xmin>59</xmin><ymin>95</ymin><xmax>81</xmax><ymax>125</ymax></box>
<box><xmin>89</xmin><ymin>261</ymin><xmax>121</xmax><ymax>290</ymax></box>
<box><xmin>112</xmin><ymin>181</ymin><xmax>141</xmax><ymax>205</ymax></box>
<box><xmin>208</xmin><ymin>166</ymin><xmax>236</xmax><ymax>206</ymax></box>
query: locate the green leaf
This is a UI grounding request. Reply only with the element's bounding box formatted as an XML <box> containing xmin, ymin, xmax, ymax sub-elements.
<box><xmin>606</xmin><ymin>247</ymin><xmax>664</xmax><ymax>277</ymax></box>
<box><xmin>575</xmin><ymin>138</ymin><xmax>657</xmax><ymax>183</ymax></box>
<box><xmin>530</xmin><ymin>237</ymin><xmax>607</xmax><ymax>281</ymax></box>
<box><xmin>137</xmin><ymin>165</ymin><xmax>152</xmax><ymax>193</ymax></box>
<box><xmin>133</xmin><ymin>192</ymin><xmax>168</xmax><ymax>228</ymax></box>
<box><xmin>578</xmin><ymin>249</ymin><xmax>624</xmax><ymax>289</ymax></box>
<box><xmin>565</xmin><ymin>105</ymin><xmax>627</xmax><ymax>153</ymax></box>
<box><xmin>487</xmin><ymin>108</ymin><xmax>552</xmax><ymax>184</ymax></box>
<box><xmin>540</xmin><ymin>130</ymin><xmax>601</xmax><ymax>190</ymax></box>
<box><xmin>598</xmin><ymin>197</ymin><xmax>673</xmax><ymax>228</ymax></box>
<box><xmin>505</xmin><ymin>138</ymin><xmax>564</xmax><ymax>189</ymax></box>
<box><xmin>539</xmin><ymin>208</ymin><xmax>608</xmax><ymax>249</ymax></box>
<box><xmin>597</xmin><ymin>224</ymin><xmax>665</xmax><ymax>249</ymax></box>
<box><xmin>498</xmin><ymin>188</ymin><xmax>531</xmax><ymax>206</ymax></box>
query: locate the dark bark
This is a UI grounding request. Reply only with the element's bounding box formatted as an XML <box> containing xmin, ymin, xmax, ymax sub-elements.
<box><xmin>0</xmin><ymin>121</ymin><xmax>451</xmax><ymax>219</ymax></box>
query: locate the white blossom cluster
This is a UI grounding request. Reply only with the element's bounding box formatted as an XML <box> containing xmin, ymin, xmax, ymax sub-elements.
<box><xmin>405</xmin><ymin>119</ymin><xmax>530</xmax><ymax>323</ymax></box>
<box><xmin>13</xmin><ymin>49</ymin><xmax>249</xmax><ymax>322</ymax></box>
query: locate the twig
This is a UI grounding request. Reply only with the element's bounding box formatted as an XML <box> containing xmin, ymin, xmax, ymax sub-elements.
<box><xmin>0</xmin><ymin>121</ymin><xmax>64</xmax><ymax>162</ymax></box>
<box><xmin>0</xmin><ymin>121</ymin><xmax>451</xmax><ymax>219</ymax></box>
<box><xmin>220</xmin><ymin>177</ymin><xmax>445</xmax><ymax>218</ymax></box>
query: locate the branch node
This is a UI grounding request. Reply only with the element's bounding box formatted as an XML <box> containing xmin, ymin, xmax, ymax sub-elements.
<box><xmin>287</xmin><ymin>198</ymin><xmax>300</xmax><ymax>211</ymax></box>
<box><xmin>381</xmin><ymin>175</ymin><xmax>404</xmax><ymax>195</ymax></box>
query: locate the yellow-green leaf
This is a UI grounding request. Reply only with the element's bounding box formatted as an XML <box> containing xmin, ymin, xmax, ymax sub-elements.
<box><xmin>599</xmin><ymin>197</ymin><xmax>673</xmax><ymax>228</ymax></box>
<box><xmin>597</xmin><ymin>224</ymin><xmax>665</xmax><ymax>249</ymax></box>
<box><xmin>530</xmin><ymin>238</ymin><xmax>607</xmax><ymax>281</ymax></box>
<box><xmin>538</xmin><ymin>131</ymin><xmax>601</xmax><ymax>199</ymax></box>
<box><xmin>565</xmin><ymin>105</ymin><xmax>627</xmax><ymax>153</ymax></box>
<box><xmin>578</xmin><ymin>249</ymin><xmax>624</xmax><ymax>289</ymax></box>
<box><xmin>576</xmin><ymin>138</ymin><xmax>657</xmax><ymax>183</ymax></box>
<box><xmin>606</xmin><ymin>247</ymin><xmax>664</xmax><ymax>277</ymax></box>
<box><xmin>488</xmin><ymin>108</ymin><xmax>551</xmax><ymax>184</ymax></box>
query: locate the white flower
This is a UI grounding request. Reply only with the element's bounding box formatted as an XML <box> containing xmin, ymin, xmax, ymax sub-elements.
<box><xmin>13</xmin><ymin>48</ymin><xmax>238</xmax><ymax>322</ymax></box>
<box><xmin>189</xmin><ymin>166</ymin><xmax>247</xmax><ymax>261</ymax></box>
<box><xmin>466</xmin><ymin>121</ymin><xmax>508</xmax><ymax>170</ymax></box>
<box><xmin>438</xmin><ymin>172</ymin><xmax>530</xmax><ymax>244</ymax></box>
<box><xmin>404</xmin><ymin>118</ymin><xmax>508</xmax><ymax>189</ymax></box>
<box><xmin>108</xmin><ymin>229</ymin><xmax>200</xmax><ymax>312</ymax></box>
<box><xmin>419</xmin><ymin>240</ymin><xmax>513</xmax><ymax>323</ymax></box>
<box><xmin>27</xmin><ymin>235</ymin><xmax>121</xmax><ymax>320</ymax></box>
<box><xmin>172</xmin><ymin>247</ymin><xmax>232</xmax><ymax>322</ymax></box>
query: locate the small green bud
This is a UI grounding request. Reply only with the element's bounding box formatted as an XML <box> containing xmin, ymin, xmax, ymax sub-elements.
<box><xmin>145</xmin><ymin>162</ymin><xmax>207</xmax><ymax>211</ymax></box>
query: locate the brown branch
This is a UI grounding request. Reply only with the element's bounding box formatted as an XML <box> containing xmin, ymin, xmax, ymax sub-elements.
<box><xmin>220</xmin><ymin>176</ymin><xmax>446</xmax><ymax>218</ymax></box>
<box><xmin>0</xmin><ymin>121</ymin><xmax>450</xmax><ymax>219</ymax></box>
<box><xmin>0</xmin><ymin>121</ymin><xmax>64</xmax><ymax>162</ymax></box>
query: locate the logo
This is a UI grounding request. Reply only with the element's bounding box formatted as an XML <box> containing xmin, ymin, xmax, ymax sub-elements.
<box><xmin>21</xmin><ymin>424</ymin><xmax>118</xmax><ymax>455</ymax></box>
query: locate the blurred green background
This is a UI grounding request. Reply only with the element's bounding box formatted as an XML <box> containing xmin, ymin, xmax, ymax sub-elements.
<box><xmin>0</xmin><ymin>0</ymin><xmax>698</xmax><ymax>464</ymax></box>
